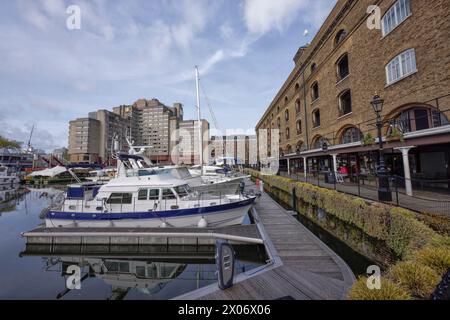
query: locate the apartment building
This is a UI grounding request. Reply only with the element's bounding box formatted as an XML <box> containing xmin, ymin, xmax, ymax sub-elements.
<box><xmin>68</xmin><ymin>117</ymin><xmax>101</xmax><ymax>163</ymax></box>
<box><xmin>88</xmin><ymin>110</ymin><xmax>129</xmax><ymax>164</ymax></box>
<box><xmin>113</xmin><ymin>99</ymin><xmax>183</xmax><ymax>163</ymax></box>
<box><xmin>256</xmin><ymin>0</ymin><xmax>450</xmax><ymax>192</ymax></box>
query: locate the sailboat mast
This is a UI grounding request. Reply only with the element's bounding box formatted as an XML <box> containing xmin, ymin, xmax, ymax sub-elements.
<box><xmin>195</xmin><ymin>66</ymin><xmax>203</xmax><ymax>171</ymax></box>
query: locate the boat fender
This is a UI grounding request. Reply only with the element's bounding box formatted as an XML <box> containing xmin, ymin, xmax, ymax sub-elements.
<box><xmin>160</xmin><ymin>222</ymin><xmax>167</xmax><ymax>228</ymax></box>
<box><xmin>198</xmin><ymin>217</ymin><xmax>208</xmax><ymax>228</ymax></box>
<box><xmin>39</xmin><ymin>207</ymin><xmax>50</xmax><ymax>219</ymax></box>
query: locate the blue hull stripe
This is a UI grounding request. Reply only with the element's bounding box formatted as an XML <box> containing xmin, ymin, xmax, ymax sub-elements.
<box><xmin>47</xmin><ymin>198</ymin><xmax>255</xmax><ymax>221</ymax></box>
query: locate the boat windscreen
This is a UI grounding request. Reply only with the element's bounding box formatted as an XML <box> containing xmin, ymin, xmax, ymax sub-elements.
<box><xmin>174</xmin><ymin>185</ymin><xmax>191</xmax><ymax>198</ymax></box>
<box><xmin>138</xmin><ymin>169</ymin><xmax>156</xmax><ymax>176</ymax></box>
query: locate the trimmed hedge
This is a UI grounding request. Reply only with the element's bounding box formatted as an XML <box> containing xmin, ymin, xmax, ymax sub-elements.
<box><xmin>245</xmin><ymin>169</ymin><xmax>450</xmax><ymax>300</ymax></box>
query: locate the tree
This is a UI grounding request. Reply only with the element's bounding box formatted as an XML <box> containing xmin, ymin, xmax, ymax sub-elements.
<box><xmin>0</xmin><ymin>135</ymin><xmax>22</xmax><ymax>149</ymax></box>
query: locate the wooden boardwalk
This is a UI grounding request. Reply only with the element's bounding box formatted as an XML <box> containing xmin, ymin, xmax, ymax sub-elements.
<box><xmin>176</xmin><ymin>187</ymin><xmax>355</xmax><ymax>300</ymax></box>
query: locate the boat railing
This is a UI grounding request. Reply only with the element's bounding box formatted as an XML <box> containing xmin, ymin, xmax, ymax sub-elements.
<box><xmin>61</xmin><ymin>189</ymin><xmax>244</xmax><ymax>214</ymax></box>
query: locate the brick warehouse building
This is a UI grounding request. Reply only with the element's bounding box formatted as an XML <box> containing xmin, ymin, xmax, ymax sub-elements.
<box><xmin>256</xmin><ymin>0</ymin><xmax>450</xmax><ymax>195</ymax></box>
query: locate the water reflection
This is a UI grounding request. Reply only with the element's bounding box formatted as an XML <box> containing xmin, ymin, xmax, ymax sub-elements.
<box><xmin>0</xmin><ymin>184</ymin><xmax>29</xmax><ymax>213</ymax></box>
<box><xmin>20</xmin><ymin>244</ymin><xmax>266</xmax><ymax>300</ymax></box>
<box><xmin>0</xmin><ymin>187</ymin><xmax>267</xmax><ymax>299</ymax></box>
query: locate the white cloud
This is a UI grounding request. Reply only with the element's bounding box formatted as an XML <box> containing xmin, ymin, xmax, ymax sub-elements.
<box><xmin>243</xmin><ymin>0</ymin><xmax>335</xmax><ymax>36</ymax></box>
<box><xmin>220</xmin><ymin>22</ymin><xmax>234</xmax><ymax>40</ymax></box>
<box><xmin>17</xmin><ymin>0</ymin><xmax>50</xmax><ymax>30</ymax></box>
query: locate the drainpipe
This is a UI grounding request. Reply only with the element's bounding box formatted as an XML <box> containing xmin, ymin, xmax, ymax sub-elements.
<box><xmin>302</xmin><ymin>70</ymin><xmax>309</xmax><ymax>150</ymax></box>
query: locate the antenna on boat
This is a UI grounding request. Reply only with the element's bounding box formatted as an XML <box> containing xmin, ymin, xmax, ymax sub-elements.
<box><xmin>27</xmin><ymin>124</ymin><xmax>35</xmax><ymax>153</ymax></box>
<box><xmin>195</xmin><ymin>66</ymin><xmax>204</xmax><ymax>174</ymax></box>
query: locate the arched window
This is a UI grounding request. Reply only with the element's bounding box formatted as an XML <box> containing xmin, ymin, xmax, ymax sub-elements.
<box><xmin>295</xmin><ymin>83</ymin><xmax>300</xmax><ymax>92</ymax></box>
<box><xmin>277</xmin><ymin>106</ymin><xmax>280</xmax><ymax>113</ymax></box>
<box><xmin>382</xmin><ymin>0</ymin><xmax>411</xmax><ymax>36</ymax></box>
<box><xmin>286</xmin><ymin>127</ymin><xmax>290</xmax><ymax>139</ymax></box>
<box><xmin>286</xmin><ymin>145</ymin><xmax>292</xmax><ymax>154</ymax></box>
<box><xmin>279</xmin><ymin>148</ymin><xmax>284</xmax><ymax>157</ymax></box>
<box><xmin>341</xmin><ymin>127</ymin><xmax>362</xmax><ymax>144</ymax></box>
<box><xmin>335</xmin><ymin>29</ymin><xmax>347</xmax><ymax>45</ymax></box>
<box><xmin>312</xmin><ymin>109</ymin><xmax>321</xmax><ymax>128</ymax></box>
<box><xmin>295</xmin><ymin>99</ymin><xmax>301</xmax><ymax>114</ymax></box>
<box><xmin>284</xmin><ymin>96</ymin><xmax>288</xmax><ymax>105</ymax></box>
<box><xmin>337</xmin><ymin>54</ymin><xmax>349</xmax><ymax>80</ymax></box>
<box><xmin>285</xmin><ymin>109</ymin><xmax>289</xmax><ymax>121</ymax></box>
<box><xmin>395</xmin><ymin>106</ymin><xmax>449</xmax><ymax>133</ymax></box>
<box><xmin>311</xmin><ymin>63</ymin><xmax>317</xmax><ymax>73</ymax></box>
<box><xmin>311</xmin><ymin>82</ymin><xmax>319</xmax><ymax>101</ymax></box>
<box><xmin>296</xmin><ymin>141</ymin><xmax>303</xmax><ymax>153</ymax></box>
<box><xmin>339</xmin><ymin>90</ymin><xmax>352</xmax><ymax>116</ymax></box>
<box><xmin>296</xmin><ymin>120</ymin><xmax>302</xmax><ymax>134</ymax></box>
<box><xmin>313</xmin><ymin>136</ymin><xmax>328</xmax><ymax>149</ymax></box>
<box><xmin>277</xmin><ymin>117</ymin><xmax>281</xmax><ymax>128</ymax></box>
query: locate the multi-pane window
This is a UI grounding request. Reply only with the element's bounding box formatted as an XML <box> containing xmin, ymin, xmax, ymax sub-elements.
<box><xmin>397</xmin><ymin>107</ymin><xmax>449</xmax><ymax>133</ymax></box>
<box><xmin>339</xmin><ymin>90</ymin><xmax>352</xmax><ymax>116</ymax></box>
<box><xmin>341</xmin><ymin>127</ymin><xmax>362</xmax><ymax>144</ymax></box>
<box><xmin>311</xmin><ymin>82</ymin><xmax>319</xmax><ymax>101</ymax></box>
<box><xmin>313</xmin><ymin>109</ymin><xmax>321</xmax><ymax>128</ymax></box>
<box><xmin>382</xmin><ymin>0</ymin><xmax>411</xmax><ymax>36</ymax></box>
<box><xmin>337</xmin><ymin>54</ymin><xmax>349</xmax><ymax>80</ymax></box>
<box><xmin>386</xmin><ymin>49</ymin><xmax>417</xmax><ymax>85</ymax></box>
<box><xmin>313</xmin><ymin>137</ymin><xmax>327</xmax><ymax>149</ymax></box>
<box><xmin>296</xmin><ymin>120</ymin><xmax>302</xmax><ymax>134</ymax></box>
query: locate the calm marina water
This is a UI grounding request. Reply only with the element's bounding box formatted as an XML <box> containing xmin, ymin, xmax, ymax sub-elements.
<box><xmin>0</xmin><ymin>186</ymin><xmax>267</xmax><ymax>300</ymax></box>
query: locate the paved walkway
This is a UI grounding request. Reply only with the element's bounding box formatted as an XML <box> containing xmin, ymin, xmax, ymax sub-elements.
<box><xmin>176</xmin><ymin>185</ymin><xmax>355</xmax><ymax>300</ymax></box>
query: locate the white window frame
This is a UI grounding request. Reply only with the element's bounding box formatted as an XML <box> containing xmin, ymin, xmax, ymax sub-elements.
<box><xmin>385</xmin><ymin>49</ymin><xmax>417</xmax><ymax>85</ymax></box>
<box><xmin>381</xmin><ymin>0</ymin><xmax>412</xmax><ymax>37</ymax></box>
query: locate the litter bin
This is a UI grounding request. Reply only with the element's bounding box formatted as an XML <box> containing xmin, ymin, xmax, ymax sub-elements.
<box><xmin>325</xmin><ymin>172</ymin><xmax>335</xmax><ymax>184</ymax></box>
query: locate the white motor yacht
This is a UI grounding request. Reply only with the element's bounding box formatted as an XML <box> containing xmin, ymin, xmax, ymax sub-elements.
<box><xmin>45</xmin><ymin>173</ymin><xmax>256</xmax><ymax>228</ymax></box>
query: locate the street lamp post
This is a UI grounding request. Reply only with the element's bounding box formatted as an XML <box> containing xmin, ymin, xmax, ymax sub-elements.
<box><xmin>371</xmin><ymin>94</ymin><xmax>392</xmax><ymax>202</ymax></box>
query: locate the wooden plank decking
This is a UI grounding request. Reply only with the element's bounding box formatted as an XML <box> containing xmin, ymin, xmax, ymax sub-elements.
<box><xmin>180</xmin><ymin>186</ymin><xmax>355</xmax><ymax>300</ymax></box>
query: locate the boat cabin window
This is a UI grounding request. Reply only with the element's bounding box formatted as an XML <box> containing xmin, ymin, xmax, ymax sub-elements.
<box><xmin>162</xmin><ymin>189</ymin><xmax>177</xmax><ymax>200</ymax></box>
<box><xmin>138</xmin><ymin>189</ymin><xmax>160</xmax><ymax>200</ymax></box>
<box><xmin>107</xmin><ymin>193</ymin><xmax>133</xmax><ymax>204</ymax></box>
<box><xmin>174</xmin><ymin>185</ymin><xmax>190</xmax><ymax>197</ymax></box>
<box><xmin>138</xmin><ymin>189</ymin><xmax>148</xmax><ymax>200</ymax></box>
<box><xmin>149</xmin><ymin>189</ymin><xmax>160</xmax><ymax>200</ymax></box>
<box><xmin>138</xmin><ymin>169</ymin><xmax>155</xmax><ymax>176</ymax></box>
<box><xmin>104</xmin><ymin>261</ymin><xmax>130</xmax><ymax>273</ymax></box>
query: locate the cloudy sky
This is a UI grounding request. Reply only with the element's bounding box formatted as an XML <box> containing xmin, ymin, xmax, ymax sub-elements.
<box><xmin>0</xmin><ymin>0</ymin><xmax>336</xmax><ymax>152</ymax></box>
